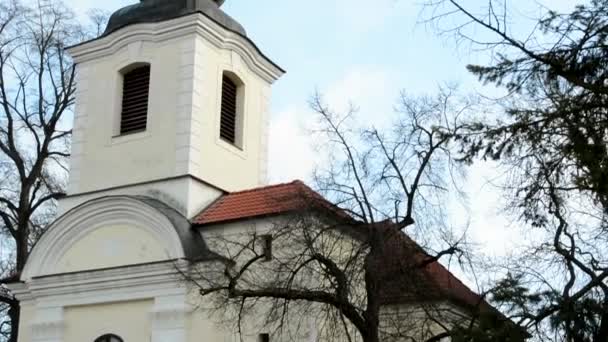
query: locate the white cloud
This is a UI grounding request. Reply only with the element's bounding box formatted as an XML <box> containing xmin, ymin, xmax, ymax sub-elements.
<box><xmin>268</xmin><ymin>67</ymin><xmax>395</xmax><ymax>183</ymax></box>
<box><xmin>324</xmin><ymin>68</ymin><xmax>391</xmax><ymax>113</ymax></box>
<box><xmin>268</xmin><ymin>108</ymin><xmax>316</xmax><ymax>183</ymax></box>
<box><xmin>463</xmin><ymin>162</ymin><xmax>520</xmax><ymax>257</ymax></box>
<box><xmin>439</xmin><ymin>162</ymin><xmax>520</xmax><ymax>291</ymax></box>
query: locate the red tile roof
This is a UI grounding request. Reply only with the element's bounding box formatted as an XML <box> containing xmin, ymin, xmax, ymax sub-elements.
<box><xmin>192</xmin><ymin>180</ymin><xmax>492</xmax><ymax>313</ymax></box>
<box><xmin>375</xmin><ymin>225</ymin><xmax>488</xmax><ymax>309</ymax></box>
<box><xmin>192</xmin><ymin>180</ymin><xmax>336</xmax><ymax>226</ymax></box>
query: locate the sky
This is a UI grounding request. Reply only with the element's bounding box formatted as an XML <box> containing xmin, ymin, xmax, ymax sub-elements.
<box><xmin>64</xmin><ymin>0</ymin><xmax>575</xmax><ymax>280</ymax></box>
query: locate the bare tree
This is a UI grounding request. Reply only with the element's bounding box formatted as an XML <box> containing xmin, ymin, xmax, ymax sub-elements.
<box><xmin>422</xmin><ymin>1</ymin><xmax>608</xmax><ymax>340</ymax></box>
<box><xmin>184</xmin><ymin>87</ymin><xmax>503</xmax><ymax>342</ymax></box>
<box><xmin>0</xmin><ymin>1</ymin><xmax>106</xmax><ymax>340</ymax></box>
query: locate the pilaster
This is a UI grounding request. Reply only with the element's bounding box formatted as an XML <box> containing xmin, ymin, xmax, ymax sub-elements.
<box><xmin>258</xmin><ymin>87</ymin><xmax>271</xmax><ymax>185</ymax></box>
<box><xmin>31</xmin><ymin>307</ymin><xmax>64</xmax><ymax>342</ymax></box>
<box><xmin>67</xmin><ymin>65</ymin><xmax>91</xmax><ymax>195</ymax></box>
<box><xmin>175</xmin><ymin>35</ymin><xmax>202</xmax><ymax>176</ymax></box>
<box><xmin>150</xmin><ymin>294</ymin><xmax>191</xmax><ymax>342</ymax></box>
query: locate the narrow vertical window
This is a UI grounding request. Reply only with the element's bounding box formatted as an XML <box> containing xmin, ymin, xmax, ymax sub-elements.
<box><xmin>262</xmin><ymin>234</ymin><xmax>273</xmax><ymax>262</ymax></box>
<box><xmin>120</xmin><ymin>64</ymin><xmax>150</xmax><ymax>135</ymax></box>
<box><xmin>220</xmin><ymin>74</ymin><xmax>238</xmax><ymax>144</ymax></box>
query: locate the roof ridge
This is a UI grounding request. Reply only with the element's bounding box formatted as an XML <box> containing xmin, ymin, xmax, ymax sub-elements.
<box><xmin>226</xmin><ymin>180</ymin><xmax>308</xmax><ymax>196</ymax></box>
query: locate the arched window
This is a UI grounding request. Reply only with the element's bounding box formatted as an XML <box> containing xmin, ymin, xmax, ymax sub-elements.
<box><xmin>94</xmin><ymin>334</ymin><xmax>123</xmax><ymax>342</ymax></box>
<box><xmin>219</xmin><ymin>72</ymin><xmax>244</xmax><ymax>147</ymax></box>
<box><xmin>119</xmin><ymin>64</ymin><xmax>151</xmax><ymax>135</ymax></box>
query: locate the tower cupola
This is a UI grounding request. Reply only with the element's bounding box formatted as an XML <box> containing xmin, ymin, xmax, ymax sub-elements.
<box><xmin>104</xmin><ymin>0</ymin><xmax>246</xmax><ymax>37</ymax></box>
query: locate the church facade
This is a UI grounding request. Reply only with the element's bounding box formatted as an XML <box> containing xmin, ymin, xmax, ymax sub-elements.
<box><xmin>7</xmin><ymin>1</ymin><xmax>499</xmax><ymax>341</ymax></box>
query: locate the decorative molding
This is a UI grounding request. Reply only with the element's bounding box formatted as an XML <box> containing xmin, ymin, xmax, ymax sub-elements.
<box><xmin>9</xmin><ymin>261</ymin><xmax>196</xmax><ymax>341</ymax></box>
<box><xmin>10</xmin><ymin>260</ymin><xmax>193</xmax><ymax>304</ymax></box>
<box><xmin>128</xmin><ymin>41</ymin><xmax>144</xmax><ymax>60</ymax></box>
<box><xmin>68</xmin><ymin>13</ymin><xmax>284</xmax><ymax>84</ymax></box>
<box><xmin>22</xmin><ymin>196</ymin><xmax>188</xmax><ymax>280</ymax></box>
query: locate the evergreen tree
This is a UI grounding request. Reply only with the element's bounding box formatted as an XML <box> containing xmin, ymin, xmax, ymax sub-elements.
<box><xmin>428</xmin><ymin>0</ymin><xmax>608</xmax><ymax>340</ymax></box>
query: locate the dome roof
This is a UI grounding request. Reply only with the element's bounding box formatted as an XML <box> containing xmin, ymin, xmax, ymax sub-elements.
<box><xmin>103</xmin><ymin>0</ymin><xmax>246</xmax><ymax>37</ymax></box>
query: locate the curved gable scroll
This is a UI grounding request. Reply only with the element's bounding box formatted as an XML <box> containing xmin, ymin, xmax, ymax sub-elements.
<box><xmin>22</xmin><ymin>196</ymin><xmax>205</xmax><ymax>281</ymax></box>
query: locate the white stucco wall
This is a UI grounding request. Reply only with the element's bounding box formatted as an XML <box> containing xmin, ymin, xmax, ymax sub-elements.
<box><xmin>191</xmin><ymin>35</ymin><xmax>273</xmax><ymax>192</ymax></box>
<box><xmin>65</xmin><ymin>14</ymin><xmax>283</xmax><ymax>215</ymax></box>
<box><xmin>187</xmin><ymin>308</ymin><xmax>237</xmax><ymax>342</ymax></box>
<box><xmin>196</xmin><ymin>217</ymin><xmax>328</xmax><ymax>341</ymax></box>
<box><xmin>56</xmin><ymin>224</ymin><xmax>168</xmax><ymax>274</ymax></box>
<box><xmin>70</xmin><ymin>35</ymin><xmax>187</xmax><ymax>195</ymax></box>
<box><xmin>64</xmin><ymin>300</ymin><xmax>153</xmax><ymax>342</ymax></box>
<box><xmin>17</xmin><ymin>303</ymin><xmax>34</xmax><ymax>342</ymax></box>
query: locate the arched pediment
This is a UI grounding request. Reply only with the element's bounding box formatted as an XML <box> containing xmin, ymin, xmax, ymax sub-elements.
<box><xmin>22</xmin><ymin>196</ymin><xmax>209</xmax><ymax>281</ymax></box>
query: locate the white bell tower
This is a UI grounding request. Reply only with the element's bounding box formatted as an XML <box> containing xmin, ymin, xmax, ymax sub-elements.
<box><xmin>61</xmin><ymin>0</ymin><xmax>284</xmax><ymax>217</ymax></box>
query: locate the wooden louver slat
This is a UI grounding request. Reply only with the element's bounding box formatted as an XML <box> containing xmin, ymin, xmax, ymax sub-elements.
<box><xmin>120</xmin><ymin>65</ymin><xmax>150</xmax><ymax>135</ymax></box>
<box><xmin>220</xmin><ymin>75</ymin><xmax>238</xmax><ymax>144</ymax></box>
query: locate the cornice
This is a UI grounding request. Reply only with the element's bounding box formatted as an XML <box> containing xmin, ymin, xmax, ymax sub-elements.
<box><xmin>9</xmin><ymin>260</ymin><xmax>197</xmax><ymax>305</ymax></box>
<box><xmin>68</xmin><ymin>13</ymin><xmax>285</xmax><ymax>83</ymax></box>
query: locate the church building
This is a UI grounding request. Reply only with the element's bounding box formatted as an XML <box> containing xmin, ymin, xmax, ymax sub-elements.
<box><xmin>7</xmin><ymin>1</ymin><xmax>502</xmax><ymax>341</ymax></box>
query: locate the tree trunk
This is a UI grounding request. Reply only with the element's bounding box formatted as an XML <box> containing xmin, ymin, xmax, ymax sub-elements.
<box><xmin>594</xmin><ymin>306</ymin><xmax>608</xmax><ymax>342</ymax></box>
<box><xmin>15</xmin><ymin>237</ymin><xmax>28</xmax><ymax>272</ymax></box>
<box><xmin>8</xmin><ymin>303</ymin><xmax>19</xmax><ymax>342</ymax></box>
<box><xmin>363</xmin><ymin>229</ymin><xmax>381</xmax><ymax>342</ymax></box>
<box><xmin>361</xmin><ymin>325</ymin><xmax>380</xmax><ymax>342</ymax></box>
<box><xmin>15</xmin><ymin>199</ymin><xmax>31</xmax><ymax>267</ymax></box>
<box><xmin>12</xmin><ymin>216</ymin><xmax>29</xmax><ymax>342</ymax></box>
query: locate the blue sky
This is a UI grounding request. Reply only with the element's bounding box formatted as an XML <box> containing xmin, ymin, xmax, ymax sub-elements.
<box><xmin>68</xmin><ymin>0</ymin><xmax>496</xmax><ymax>190</ymax></box>
<box><xmin>66</xmin><ymin>0</ymin><xmax>575</xmax><ymax>277</ymax></box>
<box><xmin>72</xmin><ymin>0</ymin><xmax>491</xmax><ymax>111</ymax></box>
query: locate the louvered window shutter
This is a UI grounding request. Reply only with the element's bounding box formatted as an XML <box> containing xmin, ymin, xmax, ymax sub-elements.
<box><xmin>120</xmin><ymin>65</ymin><xmax>150</xmax><ymax>135</ymax></box>
<box><xmin>220</xmin><ymin>75</ymin><xmax>238</xmax><ymax>144</ymax></box>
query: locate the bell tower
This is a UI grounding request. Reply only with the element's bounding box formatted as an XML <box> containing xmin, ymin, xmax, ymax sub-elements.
<box><xmin>62</xmin><ymin>0</ymin><xmax>284</xmax><ymax>217</ymax></box>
